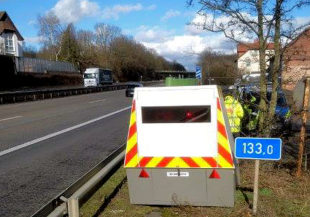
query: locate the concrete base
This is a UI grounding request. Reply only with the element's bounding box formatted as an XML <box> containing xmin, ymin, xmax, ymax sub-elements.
<box><xmin>126</xmin><ymin>168</ymin><xmax>235</xmax><ymax>207</ymax></box>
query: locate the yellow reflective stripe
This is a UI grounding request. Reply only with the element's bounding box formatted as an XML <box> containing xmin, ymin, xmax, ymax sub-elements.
<box><xmin>191</xmin><ymin>157</ymin><xmax>212</xmax><ymax>168</ymax></box>
<box><xmin>178</xmin><ymin>158</ymin><xmax>191</xmax><ymax>168</ymax></box>
<box><xmin>166</xmin><ymin>158</ymin><xmax>179</xmax><ymax>167</ymax></box>
<box><xmin>126</xmin><ymin>133</ymin><xmax>137</xmax><ymax>153</ymax></box>
<box><xmin>218</xmin><ymin>154</ymin><xmax>234</xmax><ymax>168</ymax></box>
<box><xmin>217</xmin><ymin>109</ymin><xmax>225</xmax><ymax>126</ymax></box>
<box><xmin>125</xmin><ymin>154</ymin><xmax>138</xmax><ymax>167</ymax></box>
<box><xmin>143</xmin><ymin>157</ymin><xmax>163</xmax><ymax>167</ymax></box>
<box><xmin>218</xmin><ymin>132</ymin><xmax>230</xmax><ymax>151</ymax></box>
<box><xmin>217</xmin><ymin>100</ymin><xmax>233</xmax><ymax>168</ymax></box>
<box><xmin>129</xmin><ymin>112</ymin><xmax>136</xmax><ymax>126</ymax></box>
<box><xmin>165</xmin><ymin>158</ymin><xmax>187</xmax><ymax>168</ymax></box>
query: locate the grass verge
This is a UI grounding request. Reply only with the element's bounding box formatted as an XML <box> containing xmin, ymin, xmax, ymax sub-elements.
<box><xmin>82</xmin><ymin>160</ymin><xmax>310</xmax><ymax>217</ymax></box>
<box><xmin>80</xmin><ymin>166</ymin><xmax>127</xmax><ymax>217</ymax></box>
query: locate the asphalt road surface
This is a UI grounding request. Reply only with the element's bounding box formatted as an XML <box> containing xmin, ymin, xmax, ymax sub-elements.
<box><xmin>0</xmin><ymin>89</ymin><xmax>132</xmax><ymax>217</ymax></box>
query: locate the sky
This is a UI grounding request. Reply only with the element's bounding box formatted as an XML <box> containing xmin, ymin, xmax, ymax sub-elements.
<box><xmin>1</xmin><ymin>0</ymin><xmax>310</xmax><ymax>70</ymax></box>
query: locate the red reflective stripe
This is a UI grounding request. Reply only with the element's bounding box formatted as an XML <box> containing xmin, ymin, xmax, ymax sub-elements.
<box><xmin>217</xmin><ymin>120</ymin><xmax>228</xmax><ymax>138</ymax></box>
<box><xmin>125</xmin><ymin>144</ymin><xmax>137</xmax><ymax>165</ymax></box>
<box><xmin>202</xmin><ymin>157</ymin><xmax>217</xmax><ymax>167</ymax></box>
<box><xmin>217</xmin><ymin>98</ymin><xmax>221</xmax><ymax>111</ymax></box>
<box><xmin>218</xmin><ymin>143</ymin><xmax>233</xmax><ymax>166</ymax></box>
<box><xmin>131</xmin><ymin>100</ymin><xmax>136</xmax><ymax>111</ymax></box>
<box><xmin>157</xmin><ymin>157</ymin><xmax>173</xmax><ymax>167</ymax></box>
<box><xmin>139</xmin><ymin>157</ymin><xmax>152</xmax><ymax>167</ymax></box>
<box><xmin>132</xmin><ymin>100</ymin><xmax>136</xmax><ymax>112</ymax></box>
<box><xmin>181</xmin><ymin>157</ymin><xmax>199</xmax><ymax>167</ymax></box>
<box><xmin>128</xmin><ymin>123</ymin><xmax>137</xmax><ymax>139</ymax></box>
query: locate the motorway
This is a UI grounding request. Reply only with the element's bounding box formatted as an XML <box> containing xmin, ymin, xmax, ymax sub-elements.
<box><xmin>0</xmin><ymin>89</ymin><xmax>132</xmax><ymax>217</ymax></box>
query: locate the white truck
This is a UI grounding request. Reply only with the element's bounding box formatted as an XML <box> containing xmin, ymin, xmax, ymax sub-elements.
<box><xmin>83</xmin><ymin>68</ymin><xmax>113</xmax><ymax>87</ymax></box>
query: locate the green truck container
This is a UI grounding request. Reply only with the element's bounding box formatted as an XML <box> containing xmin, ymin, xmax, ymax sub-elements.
<box><xmin>165</xmin><ymin>77</ymin><xmax>198</xmax><ymax>86</ymax></box>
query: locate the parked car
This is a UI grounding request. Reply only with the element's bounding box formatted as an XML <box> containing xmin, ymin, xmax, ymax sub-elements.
<box><xmin>126</xmin><ymin>82</ymin><xmax>143</xmax><ymax>97</ymax></box>
<box><xmin>240</xmin><ymin>87</ymin><xmax>290</xmax><ymax>119</ymax></box>
<box><xmin>237</xmin><ymin>86</ymin><xmax>291</xmax><ymax>135</ymax></box>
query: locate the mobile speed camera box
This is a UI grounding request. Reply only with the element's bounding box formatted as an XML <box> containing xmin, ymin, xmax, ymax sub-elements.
<box><xmin>124</xmin><ymin>85</ymin><xmax>237</xmax><ymax>207</ymax></box>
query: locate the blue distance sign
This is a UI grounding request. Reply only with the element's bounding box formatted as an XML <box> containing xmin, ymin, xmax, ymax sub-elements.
<box><xmin>235</xmin><ymin>137</ymin><xmax>282</xmax><ymax>160</ymax></box>
<box><xmin>196</xmin><ymin>66</ymin><xmax>201</xmax><ymax>79</ymax></box>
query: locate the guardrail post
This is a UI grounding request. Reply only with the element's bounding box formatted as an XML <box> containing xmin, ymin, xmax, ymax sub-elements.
<box><xmin>68</xmin><ymin>198</ymin><xmax>79</xmax><ymax>217</ymax></box>
<box><xmin>30</xmin><ymin>145</ymin><xmax>126</xmax><ymax>217</ymax></box>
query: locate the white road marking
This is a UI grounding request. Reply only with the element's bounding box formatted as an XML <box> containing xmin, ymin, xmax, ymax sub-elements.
<box><xmin>0</xmin><ymin>106</ymin><xmax>131</xmax><ymax>157</ymax></box>
<box><xmin>89</xmin><ymin>99</ymin><xmax>106</xmax><ymax>104</ymax></box>
<box><xmin>0</xmin><ymin>116</ymin><xmax>23</xmax><ymax>122</ymax></box>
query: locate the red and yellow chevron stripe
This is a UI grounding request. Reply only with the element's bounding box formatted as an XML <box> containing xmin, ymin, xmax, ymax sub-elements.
<box><xmin>124</xmin><ymin>98</ymin><xmax>234</xmax><ymax>168</ymax></box>
<box><xmin>124</xmin><ymin>100</ymin><xmax>139</xmax><ymax>167</ymax></box>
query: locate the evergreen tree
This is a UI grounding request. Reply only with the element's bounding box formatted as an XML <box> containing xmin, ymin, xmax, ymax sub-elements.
<box><xmin>58</xmin><ymin>24</ymin><xmax>81</xmax><ymax>68</ymax></box>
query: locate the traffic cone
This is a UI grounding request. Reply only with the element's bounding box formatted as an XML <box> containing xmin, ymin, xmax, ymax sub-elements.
<box><xmin>139</xmin><ymin>169</ymin><xmax>149</xmax><ymax>178</ymax></box>
<box><xmin>209</xmin><ymin>169</ymin><xmax>221</xmax><ymax>179</ymax></box>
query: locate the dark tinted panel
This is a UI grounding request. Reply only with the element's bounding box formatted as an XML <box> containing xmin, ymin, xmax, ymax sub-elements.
<box><xmin>142</xmin><ymin>106</ymin><xmax>211</xmax><ymax>123</ymax></box>
<box><xmin>103</xmin><ymin>70</ymin><xmax>112</xmax><ymax>75</ymax></box>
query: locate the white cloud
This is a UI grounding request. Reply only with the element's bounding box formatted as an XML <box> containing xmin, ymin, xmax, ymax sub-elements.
<box><xmin>134</xmin><ymin>26</ymin><xmax>174</xmax><ymax>43</ymax></box>
<box><xmin>102</xmin><ymin>3</ymin><xmax>143</xmax><ymax>20</ymax></box>
<box><xmin>133</xmin><ymin>25</ymin><xmax>234</xmax><ymax>70</ymax></box>
<box><xmin>292</xmin><ymin>16</ymin><xmax>310</xmax><ymax>27</ymax></box>
<box><xmin>51</xmin><ymin>0</ymin><xmax>100</xmax><ymax>23</ymax></box>
<box><xmin>50</xmin><ymin>1</ymin><xmax>156</xmax><ymax>22</ymax></box>
<box><xmin>161</xmin><ymin>10</ymin><xmax>181</xmax><ymax>21</ymax></box>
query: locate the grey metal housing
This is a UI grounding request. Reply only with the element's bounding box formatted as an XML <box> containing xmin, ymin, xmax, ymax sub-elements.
<box><xmin>127</xmin><ymin>168</ymin><xmax>235</xmax><ymax>207</ymax></box>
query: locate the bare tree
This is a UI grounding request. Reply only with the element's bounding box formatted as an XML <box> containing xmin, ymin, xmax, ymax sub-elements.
<box><xmin>35</xmin><ymin>19</ymin><xmax>184</xmax><ymax>81</ymax></box>
<box><xmin>189</xmin><ymin>0</ymin><xmax>310</xmax><ymax>136</ymax></box>
<box><xmin>76</xmin><ymin>30</ymin><xmax>98</xmax><ymax>72</ymax></box>
<box><xmin>37</xmin><ymin>11</ymin><xmax>64</xmax><ymax>60</ymax></box>
<box><xmin>23</xmin><ymin>45</ymin><xmax>37</xmax><ymax>58</ymax></box>
<box><xmin>199</xmin><ymin>48</ymin><xmax>238</xmax><ymax>85</ymax></box>
<box><xmin>77</xmin><ymin>30</ymin><xmax>95</xmax><ymax>49</ymax></box>
<box><xmin>110</xmin><ymin>36</ymin><xmax>183</xmax><ymax>81</ymax></box>
<box><xmin>94</xmin><ymin>23</ymin><xmax>122</xmax><ymax>49</ymax></box>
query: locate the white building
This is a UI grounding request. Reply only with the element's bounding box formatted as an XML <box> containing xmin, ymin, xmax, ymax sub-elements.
<box><xmin>237</xmin><ymin>40</ymin><xmax>274</xmax><ymax>76</ymax></box>
<box><xmin>0</xmin><ymin>11</ymin><xmax>24</xmax><ymax>57</ymax></box>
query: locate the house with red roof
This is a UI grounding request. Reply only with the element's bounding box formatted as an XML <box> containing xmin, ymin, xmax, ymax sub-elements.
<box><xmin>0</xmin><ymin>11</ymin><xmax>24</xmax><ymax>57</ymax></box>
<box><xmin>282</xmin><ymin>27</ymin><xmax>310</xmax><ymax>90</ymax></box>
<box><xmin>237</xmin><ymin>40</ymin><xmax>274</xmax><ymax>76</ymax></box>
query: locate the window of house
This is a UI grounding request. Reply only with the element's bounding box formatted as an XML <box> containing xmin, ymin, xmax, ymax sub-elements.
<box><xmin>4</xmin><ymin>33</ymin><xmax>14</xmax><ymax>54</ymax></box>
<box><xmin>245</xmin><ymin>58</ymin><xmax>251</xmax><ymax>67</ymax></box>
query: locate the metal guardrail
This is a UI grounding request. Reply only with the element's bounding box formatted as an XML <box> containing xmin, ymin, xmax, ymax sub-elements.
<box><xmin>0</xmin><ymin>84</ymin><xmax>128</xmax><ymax>104</ymax></box>
<box><xmin>31</xmin><ymin>144</ymin><xmax>126</xmax><ymax>217</ymax></box>
<box><xmin>0</xmin><ymin>81</ymin><xmax>162</xmax><ymax>104</ymax></box>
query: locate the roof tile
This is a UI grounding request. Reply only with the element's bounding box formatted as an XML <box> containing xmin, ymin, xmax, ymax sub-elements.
<box><xmin>0</xmin><ymin>11</ymin><xmax>24</xmax><ymax>41</ymax></box>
